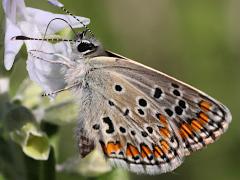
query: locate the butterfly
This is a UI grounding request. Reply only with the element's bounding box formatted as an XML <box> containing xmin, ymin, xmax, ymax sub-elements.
<box><xmin>14</xmin><ymin>4</ymin><xmax>232</xmax><ymax>175</ymax></box>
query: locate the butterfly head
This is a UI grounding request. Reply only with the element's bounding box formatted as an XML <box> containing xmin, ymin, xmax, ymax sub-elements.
<box><xmin>74</xmin><ymin>30</ymin><xmax>106</xmax><ymax>58</ymax></box>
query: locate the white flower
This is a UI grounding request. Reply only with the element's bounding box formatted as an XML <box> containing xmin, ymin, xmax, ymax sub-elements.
<box><xmin>3</xmin><ymin>0</ymin><xmax>90</xmax><ymax>94</ymax></box>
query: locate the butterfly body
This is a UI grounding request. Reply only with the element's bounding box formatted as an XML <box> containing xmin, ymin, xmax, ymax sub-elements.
<box><xmin>62</xmin><ymin>39</ymin><xmax>231</xmax><ymax>174</ymax></box>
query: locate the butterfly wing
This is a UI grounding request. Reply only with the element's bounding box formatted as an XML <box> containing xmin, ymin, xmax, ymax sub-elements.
<box><xmin>76</xmin><ymin>126</ymin><xmax>95</xmax><ymax>158</ymax></box>
<box><xmin>76</xmin><ymin>67</ymin><xmax>184</xmax><ymax>174</ymax></box>
<box><xmin>76</xmin><ymin>55</ymin><xmax>231</xmax><ymax>174</ymax></box>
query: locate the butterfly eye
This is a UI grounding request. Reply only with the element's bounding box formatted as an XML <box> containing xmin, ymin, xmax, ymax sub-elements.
<box><xmin>77</xmin><ymin>42</ymin><xmax>95</xmax><ymax>53</ymax></box>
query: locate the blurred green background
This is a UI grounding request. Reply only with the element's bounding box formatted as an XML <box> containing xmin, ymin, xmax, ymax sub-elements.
<box><xmin>0</xmin><ymin>0</ymin><xmax>240</xmax><ymax>180</ymax></box>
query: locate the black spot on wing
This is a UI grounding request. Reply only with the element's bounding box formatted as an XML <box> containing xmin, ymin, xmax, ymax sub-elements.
<box><xmin>103</xmin><ymin>117</ymin><xmax>115</xmax><ymax>134</ymax></box>
<box><xmin>124</xmin><ymin>109</ymin><xmax>129</xmax><ymax>116</ymax></box>
<box><xmin>146</xmin><ymin>127</ymin><xmax>153</xmax><ymax>134</ymax></box>
<box><xmin>175</xmin><ymin>106</ymin><xmax>183</xmax><ymax>115</ymax></box>
<box><xmin>171</xmin><ymin>83</ymin><xmax>179</xmax><ymax>88</ymax></box>
<box><xmin>138</xmin><ymin>98</ymin><xmax>147</xmax><ymax>107</ymax></box>
<box><xmin>119</xmin><ymin>126</ymin><xmax>126</xmax><ymax>133</ymax></box>
<box><xmin>115</xmin><ymin>85</ymin><xmax>122</xmax><ymax>92</ymax></box>
<box><xmin>179</xmin><ymin>100</ymin><xmax>186</xmax><ymax>109</ymax></box>
<box><xmin>165</xmin><ymin>108</ymin><xmax>174</xmax><ymax>117</ymax></box>
<box><xmin>108</xmin><ymin>100</ymin><xmax>114</xmax><ymax>106</ymax></box>
<box><xmin>153</xmin><ymin>87</ymin><xmax>163</xmax><ymax>99</ymax></box>
<box><xmin>173</xmin><ymin>89</ymin><xmax>181</xmax><ymax>96</ymax></box>
<box><xmin>92</xmin><ymin>124</ymin><xmax>100</xmax><ymax>130</ymax></box>
<box><xmin>137</xmin><ymin>109</ymin><xmax>145</xmax><ymax>116</ymax></box>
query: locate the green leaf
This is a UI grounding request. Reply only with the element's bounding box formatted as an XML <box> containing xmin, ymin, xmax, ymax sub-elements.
<box><xmin>15</xmin><ymin>79</ymin><xmax>43</xmax><ymax>109</ymax></box>
<box><xmin>10</xmin><ymin>122</ymin><xmax>50</xmax><ymax>160</ymax></box>
<box><xmin>16</xmin><ymin>80</ymin><xmax>78</xmax><ymax>125</ymax></box>
<box><xmin>43</xmin><ymin>97</ymin><xmax>78</xmax><ymax>125</ymax></box>
<box><xmin>3</xmin><ymin>104</ymin><xmax>50</xmax><ymax>160</ymax></box>
<box><xmin>0</xmin><ymin>137</ymin><xmax>27</xmax><ymax>180</ymax></box>
<box><xmin>4</xmin><ymin>105</ymin><xmax>35</xmax><ymax>132</ymax></box>
<box><xmin>56</xmin><ymin>149</ymin><xmax>112</xmax><ymax>177</ymax></box>
<box><xmin>0</xmin><ymin>138</ymin><xmax>56</xmax><ymax>180</ymax></box>
<box><xmin>39</xmin><ymin>147</ymin><xmax>56</xmax><ymax>180</ymax></box>
<box><xmin>98</xmin><ymin>169</ymin><xmax>130</xmax><ymax>180</ymax></box>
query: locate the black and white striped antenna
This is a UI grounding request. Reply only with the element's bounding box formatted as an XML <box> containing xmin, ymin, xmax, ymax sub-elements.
<box><xmin>48</xmin><ymin>0</ymin><xmax>94</xmax><ymax>37</ymax></box>
<box><xmin>11</xmin><ymin>35</ymin><xmax>80</xmax><ymax>43</ymax></box>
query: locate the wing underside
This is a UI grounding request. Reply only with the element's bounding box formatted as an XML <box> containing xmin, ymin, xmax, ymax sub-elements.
<box><xmin>75</xmin><ymin>56</ymin><xmax>231</xmax><ymax>174</ymax></box>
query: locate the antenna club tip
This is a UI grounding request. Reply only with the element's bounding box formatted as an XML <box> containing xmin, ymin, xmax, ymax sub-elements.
<box><xmin>48</xmin><ymin>0</ymin><xmax>64</xmax><ymax>8</ymax></box>
<box><xmin>10</xmin><ymin>36</ymin><xmax>17</xmax><ymax>40</ymax></box>
<box><xmin>11</xmin><ymin>35</ymin><xmax>29</xmax><ymax>40</ymax></box>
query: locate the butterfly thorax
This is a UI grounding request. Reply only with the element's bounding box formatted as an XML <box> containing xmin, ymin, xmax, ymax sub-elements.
<box><xmin>64</xmin><ymin>60</ymin><xmax>90</xmax><ymax>88</ymax></box>
<box><xmin>64</xmin><ymin>34</ymin><xmax>109</xmax><ymax>88</ymax></box>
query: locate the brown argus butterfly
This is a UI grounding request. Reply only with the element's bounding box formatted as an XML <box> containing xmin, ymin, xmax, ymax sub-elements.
<box><xmin>13</xmin><ymin>2</ymin><xmax>232</xmax><ymax>175</ymax></box>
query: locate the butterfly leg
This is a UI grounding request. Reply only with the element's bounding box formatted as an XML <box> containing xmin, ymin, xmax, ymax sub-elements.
<box><xmin>42</xmin><ymin>82</ymin><xmax>82</xmax><ymax>97</ymax></box>
<box><xmin>28</xmin><ymin>50</ymin><xmax>71</xmax><ymax>67</ymax></box>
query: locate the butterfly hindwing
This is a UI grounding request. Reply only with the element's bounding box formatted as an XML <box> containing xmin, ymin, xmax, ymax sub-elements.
<box><xmin>76</xmin><ymin>126</ymin><xmax>95</xmax><ymax>158</ymax></box>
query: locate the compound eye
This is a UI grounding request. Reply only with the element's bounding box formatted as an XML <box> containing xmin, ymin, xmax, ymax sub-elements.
<box><xmin>77</xmin><ymin>42</ymin><xmax>95</xmax><ymax>53</ymax></box>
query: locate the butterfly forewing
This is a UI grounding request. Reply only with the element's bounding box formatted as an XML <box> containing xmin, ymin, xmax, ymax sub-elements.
<box><xmin>76</xmin><ymin>55</ymin><xmax>231</xmax><ymax>174</ymax></box>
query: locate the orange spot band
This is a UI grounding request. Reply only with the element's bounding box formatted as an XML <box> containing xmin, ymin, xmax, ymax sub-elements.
<box><xmin>191</xmin><ymin>119</ymin><xmax>203</xmax><ymax>131</ymax></box>
<box><xmin>159</xmin><ymin>127</ymin><xmax>171</xmax><ymax>138</ymax></box>
<box><xmin>106</xmin><ymin>142</ymin><xmax>121</xmax><ymax>155</ymax></box>
<box><xmin>160</xmin><ymin>140</ymin><xmax>170</xmax><ymax>154</ymax></box>
<box><xmin>126</xmin><ymin>144</ymin><xmax>140</xmax><ymax>158</ymax></box>
<box><xmin>199</xmin><ymin>112</ymin><xmax>209</xmax><ymax>122</ymax></box>
<box><xmin>199</xmin><ymin>100</ymin><xmax>212</xmax><ymax>111</ymax></box>
<box><xmin>159</xmin><ymin>114</ymin><xmax>168</xmax><ymax>126</ymax></box>
<box><xmin>153</xmin><ymin>145</ymin><xmax>163</xmax><ymax>158</ymax></box>
<box><xmin>181</xmin><ymin>123</ymin><xmax>193</xmax><ymax>135</ymax></box>
<box><xmin>141</xmin><ymin>144</ymin><xmax>152</xmax><ymax>158</ymax></box>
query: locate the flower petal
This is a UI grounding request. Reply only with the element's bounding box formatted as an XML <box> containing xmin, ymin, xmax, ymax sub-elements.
<box><xmin>27</xmin><ymin>44</ymin><xmax>68</xmax><ymax>92</ymax></box>
<box><xmin>4</xmin><ymin>18</ymin><xmax>23</xmax><ymax>70</ymax></box>
<box><xmin>20</xmin><ymin>8</ymin><xmax>90</xmax><ymax>93</ymax></box>
<box><xmin>26</xmin><ymin>41</ymin><xmax>71</xmax><ymax>94</ymax></box>
<box><xmin>2</xmin><ymin>0</ymin><xmax>27</xmax><ymax>23</ymax></box>
<box><xmin>3</xmin><ymin>0</ymin><xmax>90</xmax><ymax>91</ymax></box>
<box><xmin>48</xmin><ymin>0</ymin><xmax>64</xmax><ymax>8</ymax></box>
<box><xmin>26</xmin><ymin>7</ymin><xmax>90</xmax><ymax>34</ymax></box>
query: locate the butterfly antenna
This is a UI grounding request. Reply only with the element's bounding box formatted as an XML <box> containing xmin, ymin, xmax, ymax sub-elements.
<box><xmin>61</xmin><ymin>7</ymin><xmax>93</xmax><ymax>35</ymax></box>
<box><xmin>48</xmin><ymin>0</ymin><xmax>94</xmax><ymax>37</ymax></box>
<box><xmin>11</xmin><ymin>35</ymin><xmax>80</xmax><ymax>43</ymax></box>
<box><xmin>37</xmin><ymin>17</ymin><xmax>78</xmax><ymax>49</ymax></box>
<box><xmin>44</xmin><ymin>17</ymin><xmax>78</xmax><ymax>38</ymax></box>
<box><xmin>11</xmin><ymin>18</ymin><xmax>80</xmax><ymax>46</ymax></box>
